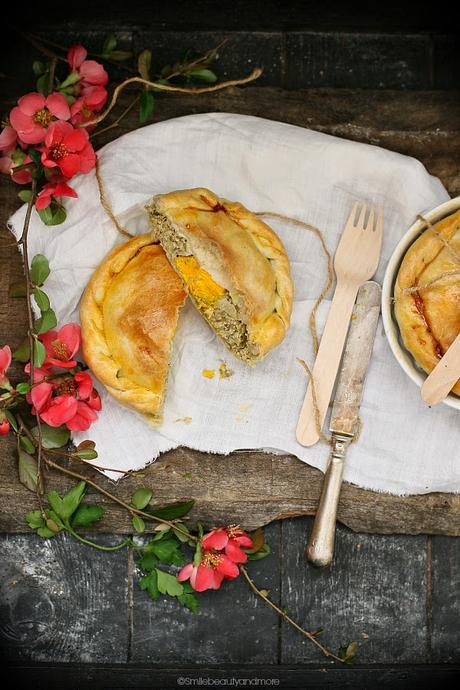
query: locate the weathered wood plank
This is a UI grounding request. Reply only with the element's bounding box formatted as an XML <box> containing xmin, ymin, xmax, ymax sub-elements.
<box><xmin>1</xmin><ymin>88</ymin><xmax>460</xmax><ymax>537</ymax></box>
<box><xmin>431</xmin><ymin>536</ymin><xmax>460</xmax><ymax>662</ymax></box>
<box><xmin>0</xmin><ymin>533</ymin><xmax>129</xmax><ymax>663</ymax></box>
<box><xmin>6</xmin><ymin>662</ymin><xmax>460</xmax><ymax>689</ymax></box>
<box><xmin>280</xmin><ymin>518</ymin><xmax>429</xmax><ymax>664</ymax></box>
<box><xmin>130</xmin><ymin>522</ymin><xmax>280</xmax><ymax>663</ymax></box>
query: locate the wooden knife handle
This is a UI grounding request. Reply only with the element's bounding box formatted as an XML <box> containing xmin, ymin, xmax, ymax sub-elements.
<box><xmin>296</xmin><ymin>281</ymin><xmax>359</xmax><ymax>446</ymax></box>
<box><xmin>421</xmin><ymin>332</ymin><xmax>460</xmax><ymax>405</ymax></box>
<box><xmin>306</xmin><ymin>437</ymin><xmax>348</xmax><ymax>567</ymax></box>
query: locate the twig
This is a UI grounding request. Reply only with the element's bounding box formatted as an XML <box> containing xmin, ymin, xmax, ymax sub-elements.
<box><xmin>162</xmin><ymin>38</ymin><xmax>229</xmax><ymax>81</ymax></box>
<box><xmin>48</xmin><ymin>57</ymin><xmax>57</xmax><ymax>92</ymax></box>
<box><xmin>90</xmin><ymin>95</ymin><xmax>140</xmax><ymax>139</ymax></box>
<box><xmin>240</xmin><ymin>565</ymin><xmax>343</xmax><ymax>663</ymax></box>
<box><xmin>80</xmin><ymin>71</ymin><xmax>262</xmax><ymax>129</ymax></box>
<box><xmin>15</xmin><ymin>29</ymin><xmax>66</xmax><ymax>63</ymax></box>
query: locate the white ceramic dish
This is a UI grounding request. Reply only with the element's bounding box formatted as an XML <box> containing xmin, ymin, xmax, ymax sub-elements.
<box><xmin>382</xmin><ymin>195</ymin><xmax>460</xmax><ymax>410</ymax></box>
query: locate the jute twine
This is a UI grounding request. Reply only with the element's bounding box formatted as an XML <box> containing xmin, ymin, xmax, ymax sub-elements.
<box><xmin>397</xmin><ymin>213</ymin><xmax>460</xmax><ymax>296</ymax></box>
<box><xmin>95</xmin><ymin>169</ymin><xmax>356</xmax><ymax>444</ymax></box>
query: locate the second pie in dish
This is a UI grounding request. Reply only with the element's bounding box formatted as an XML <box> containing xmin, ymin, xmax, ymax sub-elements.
<box><xmin>146</xmin><ymin>187</ymin><xmax>294</xmax><ymax>364</ymax></box>
<box><xmin>80</xmin><ymin>234</ymin><xmax>187</xmax><ymax>422</ymax></box>
<box><xmin>394</xmin><ymin>208</ymin><xmax>460</xmax><ymax>395</ymax></box>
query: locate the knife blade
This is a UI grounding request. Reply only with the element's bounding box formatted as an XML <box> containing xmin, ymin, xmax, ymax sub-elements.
<box><xmin>306</xmin><ymin>280</ymin><xmax>381</xmax><ymax>567</ymax></box>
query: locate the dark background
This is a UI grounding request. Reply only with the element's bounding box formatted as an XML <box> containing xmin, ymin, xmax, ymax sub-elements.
<box><xmin>1</xmin><ymin>2</ymin><xmax>459</xmax><ymax>689</ymax></box>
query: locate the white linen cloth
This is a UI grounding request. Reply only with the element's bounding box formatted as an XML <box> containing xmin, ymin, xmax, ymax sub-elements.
<box><xmin>8</xmin><ymin>113</ymin><xmax>458</xmax><ymax>495</ymax></box>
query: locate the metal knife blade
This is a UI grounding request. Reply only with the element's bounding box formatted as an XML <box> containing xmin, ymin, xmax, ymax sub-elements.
<box><xmin>329</xmin><ymin>280</ymin><xmax>381</xmax><ymax>437</ymax></box>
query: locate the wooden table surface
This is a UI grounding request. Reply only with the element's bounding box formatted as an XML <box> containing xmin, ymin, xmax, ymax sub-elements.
<box><xmin>1</xmin><ymin>5</ymin><xmax>459</xmax><ymax>687</ymax></box>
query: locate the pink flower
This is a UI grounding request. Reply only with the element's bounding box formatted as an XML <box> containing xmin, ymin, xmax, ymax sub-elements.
<box><xmin>9</xmin><ymin>92</ymin><xmax>70</xmax><ymax>145</ymax></box>
<box><xmin>39</xmin><ymin>370</ymin><xmax>101</xmax><ymax>431</ymax></box>
<box><xmin>40</xmin><ymin>394</ymin><xmax>79</xmax><ymax>427</ymax></box>
<box><xmin>0</xmin><ymin>152</ymin><xmax>33</xmax><ymax>184</ymax></box>
<box><xmin>0</xmin><ymin>345</ymin><xmax>12</xmax><ymax>386</ymax></box>
<box><xmin>67</xmin><ymin>45</ymin><xmax>108</xmax><ymax>94</ymax></box>
<box><xmin>25</xmin><ymin>365</ymin><xmax>54</xmax><ymax>413</ymax></box>
<box><xmin>35</xmin><ymin>179</ymin><xmax>78</xmax><ymax>210</ymax></box>
<box><xmin>40</xmin><ymin>323</ymin><xmax>81</xmax><ymax>368</ymax></box>
<box><xmin>0</xmin><ymin>126</ymin><xmax>17</xmax><ymax>152</ymax></box>
<box><xmin>40</xmin><ymin>121</ymin><xmax>96</xmax><ymax>179</ymax></box>
<box><xmin>202</xmin><ymin>525</ymin><xmax>253</xmax><ymax>564</ymax></box>
<box><xmin>178</xmin><ymin>549</ymin><xmax>240</xmax><ymax>592</ymax></box>
<box><xmin>70</xmin><ymin>86</ymin><xmax>107</xmax><ymax>127</ymax></box>
<box><xmin>0</xmin><ymin>415</ymin><xmax>10</xmax><ymax>436</ymax></box>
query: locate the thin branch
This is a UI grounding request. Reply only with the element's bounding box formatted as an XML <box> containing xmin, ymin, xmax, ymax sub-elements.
<box><xmin>90</xmin><ymin>95</ymin><xmax>140</xmax><ymax>139</ymax></box>
<box><xmin>81</xmin><ymin>71</ymin><xmax>262</xmax><ymax>128</ymax></box>
<box><xmin>240</xmin><ymin>565</ymin><xmax>343</xmax><ymax>663</ymax></box>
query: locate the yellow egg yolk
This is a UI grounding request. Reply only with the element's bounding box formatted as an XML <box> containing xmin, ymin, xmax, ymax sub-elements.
<box><xmin>174</xmin><ymin>256</ymin><xmax>226</xmax><ymax>308</ymax></box>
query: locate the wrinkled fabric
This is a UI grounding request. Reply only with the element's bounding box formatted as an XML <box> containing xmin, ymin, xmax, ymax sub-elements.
<box><xmin>8</xmin><ymin>113</ymin><xmax>457</xmax><ymax>494</ymax></box>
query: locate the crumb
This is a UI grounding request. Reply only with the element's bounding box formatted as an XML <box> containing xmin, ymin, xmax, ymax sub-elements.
<box><xmin>239</xmin><ymin>402</ymin><xmax>252</xmax><ymax>413</ymax></box>
<box><xmin>175</xmin><ymin>416</ymin><xmax>193</xmax><ymax>424</ymax></box>
<box><xmin>219</xmin><ymin>361</ymin><xmax>234</xmax><ymax>379</ymax></box>
<box><xmin>361</xmin><ymin>632</ymin><xmax>369</xmax><ymax>640</ymax></box>
<box><xmin>202</xmin><ymin>369</ymin><xmax>215</xmax><ymax>379</ymax></box>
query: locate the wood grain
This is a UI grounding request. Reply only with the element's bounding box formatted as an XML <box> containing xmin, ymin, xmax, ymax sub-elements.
<box><xmin>1</xmin><ymin>88</ymin><xmax>460</xmax><ymax>537</ymax></box>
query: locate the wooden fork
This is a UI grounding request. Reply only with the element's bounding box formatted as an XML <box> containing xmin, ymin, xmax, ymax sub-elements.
<box><xmin>421</xmin><ymin>332</ymin><xmax>460</xmax><ymax>406</ymax></box>
<box><xmin>296</xmin><ymin>202</ymin><xmax>383</xmax><ymax>447</ymax></box>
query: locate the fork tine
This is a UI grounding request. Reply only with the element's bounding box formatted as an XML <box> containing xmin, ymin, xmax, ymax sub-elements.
<box><xmin>356</xmin><ymin>203</ymin><xmax>367</xmax><ymax>229</ymax></box>
<box><xmin>365</xmin><ymin>206</ymin><xmax>375</xmax><ymax>231</ymax></box>
<box><xmin>375</xmin><ymin>207</ymin><xmax>383</xmax><ymax>236</ymax></box>
<box><xmin>347</xmin><ymin>201</ymin><xmax>360</xmax><ymax>226</ymax></box>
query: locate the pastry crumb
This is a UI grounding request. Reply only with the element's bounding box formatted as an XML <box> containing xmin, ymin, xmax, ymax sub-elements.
<box><xmin>219</xmin><ymin>361</ymin><xmax>234</xmax><ymax>379</ymax></box>
<box><xmin>175</xmin><ymin>416</ymin><xmax>193</xmax><ymax>424</ymax></box>
<box><xmin>202</xmin><ymin>369</ymin><xmax>215</xmax><ymax>379</ymax></box>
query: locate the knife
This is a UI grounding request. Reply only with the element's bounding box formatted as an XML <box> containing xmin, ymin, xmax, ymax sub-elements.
<box><xmin>306</xmin><ymin>280</ymin><xmax>381</xmax><ymax>567</ymax></box>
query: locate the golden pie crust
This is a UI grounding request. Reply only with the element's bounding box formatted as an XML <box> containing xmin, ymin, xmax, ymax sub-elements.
<box><xmin>80</xmin><ymin>234</ymin><xmax>187</xmax><ymax>421</ymax></box>
<box><xmin>147</xmin><ymin>188</ymin><xmax>294</xmax><ymax>363</ymax></box>
<box><xmin>394</xmin><ymin>208</ymin><xmax>460</xmax><ymax>395</ymax></box>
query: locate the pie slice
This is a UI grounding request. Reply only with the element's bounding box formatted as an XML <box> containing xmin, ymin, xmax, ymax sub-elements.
<box><xmin>80</xmin><ymin>233</ymin><xmax>187</xmax><ymax>422</ymax></box>
<box><xmin>146</xmin><ymin>187</ymin><xmax>294</xmax><ymax>364</ymax></box>
<box><xmin>394</xmin><ymin>208</ymin><xmax>460</xmax><ymax>395</ymax></box>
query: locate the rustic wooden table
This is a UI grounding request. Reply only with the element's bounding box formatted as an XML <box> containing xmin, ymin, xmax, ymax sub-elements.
<box><xmin>1</xmin><ymin>5</ymin><xmax>459</xmax><ymax>688</ymax></box>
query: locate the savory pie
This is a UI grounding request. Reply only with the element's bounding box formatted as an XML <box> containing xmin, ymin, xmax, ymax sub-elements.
<box><xmin>394</xmin><ymin>208</ymin><xmax>460</xmax><ymax>395</ymax></box>
<box><xmin>80</xmin><ymin>234</ymin><xmax>187</xmax><ymax>421</ymax></box>
<box><xmin>146</xmin><ymin>188</ymin><xmax>293</xmax><ymax>364</ymax></box>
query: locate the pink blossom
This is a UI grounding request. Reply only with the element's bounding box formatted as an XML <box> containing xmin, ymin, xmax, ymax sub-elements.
<box><xmin>40</xmin><ymin>323</ymin><xmax>81</xmax><ymax>368</ymax></box>
<box><xmin>39</xmin><ymin>121</ymin><xmax>96</xmax><ymax>179</ymax></box>
<box><xmin>202</xmin><ymin>526</ymin><xmax>253</xmax><ymax>564</ymax></box>
<box><xmin>38</xmin><ymin>370</ymin><xmax>101</xmax><ymax>431</ymax></box>
<box><xmin>9</xmin><ymin>92</ymin><xmax>70</xmax><ymax>145</ymax></box>
<box><xmin>0</xmin><ymin>345</ymin><xmax>12</xmax><ymax>386</ymax></box>
<box><xmin>0</xmin><ymin>152</ymin><xmax>33</xmax><ymax>184</ymax></box>
<box><xmin>0</xmin><ymin>126</ymin><xmax>17</xmax><ymax>152</ymax></box>
<box><xmin>177</xmin><ymin>550</ymin><xmax>240</xmax><ymax>592</ymax></box>
<box><xmin>35</xmin><ymin>180</ymin><xmax>78</xmax><ymax>210</ymax></box>
<box><xmin>0</xmin><ymin>416</ymin><xmax>10</xmax><ymax>435</ymax></box>
<box><xmin>67</xmin><ymin>44</ymin><xmax>108</xmax><ymax>95</ymax></box>
<box><xmin>70</xmin><ymin>86</ymin><xmax>107</xmax><ymax>126</ymax></box>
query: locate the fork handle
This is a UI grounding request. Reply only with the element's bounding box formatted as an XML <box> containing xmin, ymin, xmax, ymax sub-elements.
<box><xmin>296</xmin><ymin>280</ymin><xmax>359</xmax><ymax>446</ymax></box>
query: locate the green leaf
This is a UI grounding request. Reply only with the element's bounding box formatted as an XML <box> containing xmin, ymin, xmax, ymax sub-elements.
<box><xmin>45</xmin><ymin>515</ymin><xmax>62</xmax><ymax>533</ymax></box>
<box><xmin>18</xmin><ymin>189</ymin><xmax>33</xmax><ymax>203</ymax></box>
<box><xmin>139</xmin><ymin>552</ymin><xmax>158</xmax><ymax>571</ymax></box>
<box><xmin>13</xmin><ymin>337</ymin><xmax>30</xmax><ymax>363</ymax></box>
<box><xmin>188</xmin><ymin>68</ymin><xmax>217</xmax><ymax>82</ymax></box>
<box><xmin>72</xmin><ymin>504</ymin><xmax>104</xmax><ymax>528</ymax></box>
<box><xmin>246</xmin><ymin>543</ymin><xmax>271</xmax><ymax>561</ymax></box>
<box><xmin>26</xmin><ymin>509</ymin><xmax>44</xmax><ymax>529</ymax></box>
<box><xmin>18</xmin><ymin>449</ymin><xmax>39</xmax><ymax>492</ymax></box>
<box><xmin>5</xmin><ymin>410</ymin><xmax>19</xmax><ymax>432</ymax></box>
<box><xmin>156</xmin><ymin>569</ymin><xmax>184</xmax><ymax>597</ymax></box>
<box><xmin>131</xmin><ymin>487</ymin><xmax>153</xmax><ymax>510</ymax></box>
<box><xmin>33</xmin><ymin>339</ymin><xmax>46</xmax><ymax>367</ymax></box>
<box><xmin>109</xmin><ymin>50</ymin><xmax>132</xmax><ymax>61</ymax></box>
<box><xmin>132</xmin><ymin>515</ymin><xmax>145</xmax><ymax>533</ymax></box>
<box><xmin>178</xmin><ymin>592</ymin><xmax>199</xmax><ymax>614</ymax></box>
<box><xmin>12</xmin><ymin>149</ymin><xmax>27</xmax><ymax>165</ymax></box>
<box><xmin>138</xmin><ymin>49</ymin><xmax>151</xmax><ymax>80</ymax></box>
<box><xmin>172</xmin><ymin>522</ymin><xmax>191</xmax><ymax>543</ymax></box>
<box><xmin>139</xmin><ymin>90</ymin><xmax>155</xmax><ymax>123</ymax></box>
<box><xmin>149</xmin><ymin>500</ymin><xmax>194</xmax><ymax>521</ymax></box>
<box><xmin>60</xmin><ymin>481</ymin><xmax>86</xmax><ymax>520</ymax></box>
<box><xmin>33</xmin><ymin>60</ymin><xmax>46</xmax><ymax>76</ymax></box>
<box><xmin>16</xmin><ymin>382</ymin><xmax>30</xmax><ymax>395</ymax></box>
<box><xmin>59</xmin><ymin>71</ymin><xmax>81</xmax><ymax>89</ymax></box>
<box><xmin>339</xmin><ymin>640</ymin><xmax>358</xmax><ymax>665</ymax></box>
<box><xmin>74</xmin><ymin>449</ymin><xmax>98</xmax><ymax>460</ymax></box>
<box><xmin>28</xmin><ymin>149</ymin><xmax>41</xmax><ymax>165</ymax></box>
<box><xmin>35</xmin><ymin>308</ymin><xmax>57</xmax><ymax>335</ymax></box>
<box><xmin>30</xmin><ymin>254</ymin><xmax>50</xmax><ymax>286</ymax></box>
<box><xmin>38</xmin><ymin>203</ymin><xmax>67</xmax><ymax>226</ymax></box>
<box><xmin>33</xmin><ymin>287</ymin><xmax>50</xmax><ymax>312</ymax></box>
<box><xmin>47</xmin><ymin>490</ymin><xmax>64</xmax><ymax>517</ymax></box>
<box><xmin>37</xmin><ymin>72</ymin><xmax>50</xmax><ymax>96</ymax></box>
<box><xmin>146</xmin><ymin>536</ymin><xmax>184</xmax><ymax>565</ymax></box>
<box><xmin>102</xmin><ymin>33</ymin><xmax>117</xmax><ymax>56</ymax></box>
<box><xmin>32</xmin><ymin>424</ymin><xmax>70</xmax><ymax>449</ymax></box>
<box><xmin>37</xmin><ymin>526</ymin><xmax>56</xmax><ymax>538</ymax></box>
<box><xmin>193</xmin><ymin>542</ymin><xmax>202</xmax><ymax>566</ymax></box>
<box><xmin>139</xmin><ymin>570</ymin><xmax>160</xmax><ymax>600</ymax></box>
<box><xmin>19</xmin><ymin>435</ymin><xmax>35</xmax><ymax>454</ymax></box>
